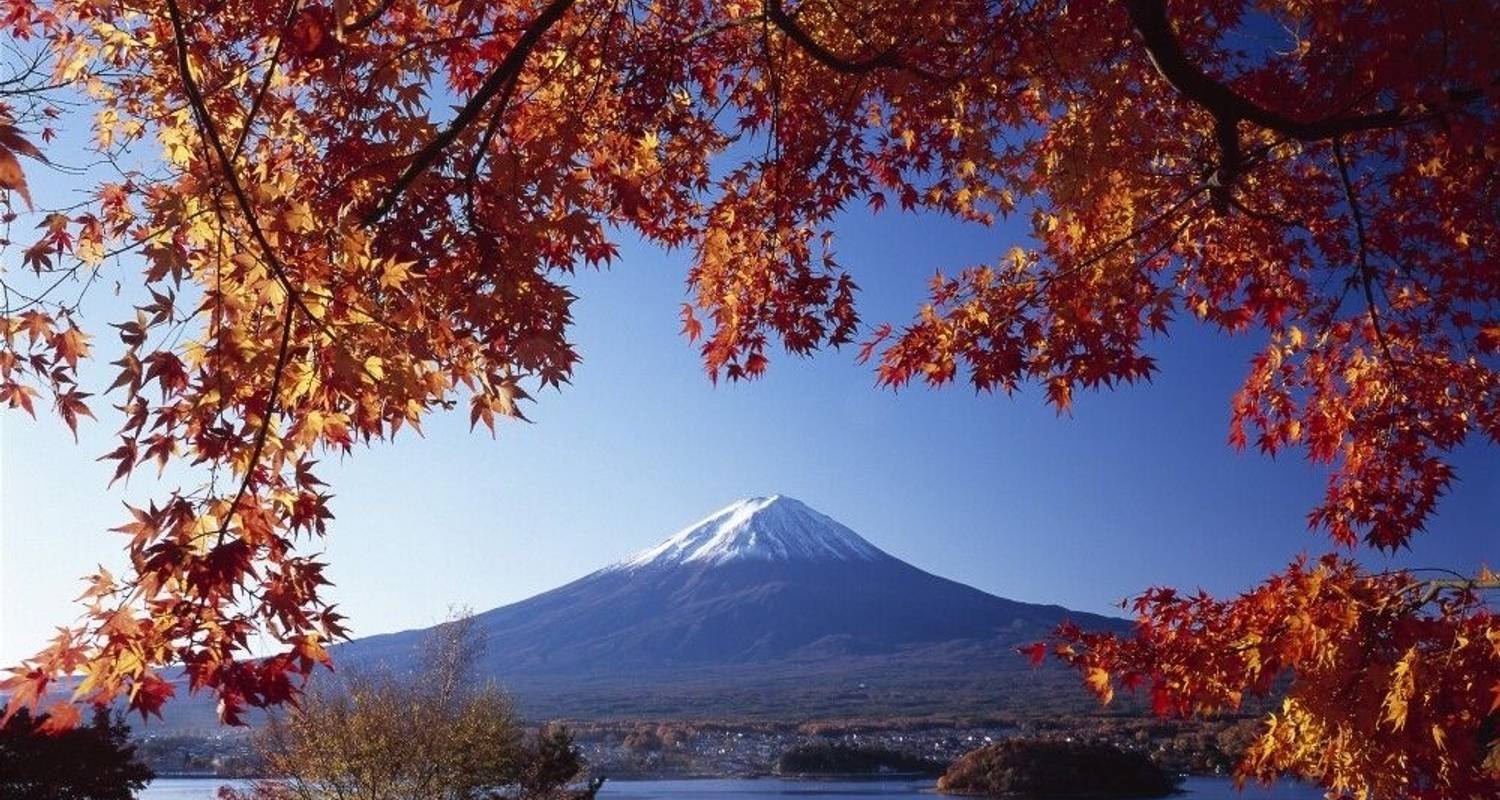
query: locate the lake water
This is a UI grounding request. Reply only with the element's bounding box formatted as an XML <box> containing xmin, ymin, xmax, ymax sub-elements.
<box><xmin>141</xmin><ymin>775</ymin><xmax>1329</xmax><ymax>799</ymax></box>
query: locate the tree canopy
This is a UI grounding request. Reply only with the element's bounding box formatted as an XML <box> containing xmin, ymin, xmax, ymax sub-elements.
<box><xmin>0</xmin><ymin>1</ymin><xmax>1495</xmax><ymax>798</ymax></box>
<box><xmin>0</xmin><ymin>706</ymin><xmax>154</xmax><ymax>800</ymax></box>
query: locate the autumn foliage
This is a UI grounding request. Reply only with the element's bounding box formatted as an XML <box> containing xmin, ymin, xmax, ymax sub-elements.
<box><xmin>0</xmin><ymin>1</ymin><xmax>1495</xmax><ymax>798</ymax></box>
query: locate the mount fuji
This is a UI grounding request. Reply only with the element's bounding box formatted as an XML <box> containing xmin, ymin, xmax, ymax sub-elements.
<box><xmin>335</xmin><ymin>495</ymin><xmax>1129</xmax><ymax>719</ymax></box>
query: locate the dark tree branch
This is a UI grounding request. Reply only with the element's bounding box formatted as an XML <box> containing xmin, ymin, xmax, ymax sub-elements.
<box><xmin>463</xmin><ymin>0</ymin><xmax>618</xmax><ymax>214</ymax></box>
<box><xmin>1405</xmin><ymin>574</ymin><xmax>1500</xmax><ymax>609</ymax></box>
<box><xmin>1125</xmin><ymin>0</ymin><xmax>1486</xmax><ymax>143</ymax></box>
<box><xmin>219</xmin><ymin>297</ymin><xmax>297</xmax><ymax>548</ymax></box>
<box><xmin>166</xmin><ymin>0</ymin><xmax>382</xmax><ymax>542</ymax></box>
<box><xmin>361</xmin><ymin>0</ymin><xmax>578</xmax><ymax>226</ymax></box>
<box><xmin>763</xmin><ymin>0</ymin><xmax>946</xmax><ymax>81</ymax></box>
<box><xmin>164</xmin><ymin>0</ymin><xmax>313</xmax><ymax>544</ymax></box>
<box><xmin>1331</xmin><ymin>139</ymin><xmax>1404</xmax><ymax>390</ymax></box>
<box><xmin>232</xmin><ymin>0</ymin><xmax>300</xmax><ymax>160</ymax></box>
<box><xmin>342</xmin><ymin>0</ymin><xmax>400</xmax><ymax>35</ymax></box>
<box><xmin>1330</xmin><ymin>148</ymin><xmax>1375</xmax><ymax>325</ymax></box>
<box><xmin>1425</xmin><ymin>577</ymin><xmax>1500</xmax><ymax>591</ymax></box>
<box><xmin>460</xmin><ymin>71</ymin><xmax>522</xmax><ymax>231</ymax></box>
<box><xmin>1124</xmin><ymin>0</ymin><xmax>1488</xmax><ymax>207</ymax></box>
<box><xmin>163</xmin><ymin>0</ymin><xmax>313</xmax><ymax>319</ymax></box>
<box><xmin>1208</xmin><ymin>115</ymin><xmax>1239</xmax><ymax>210</ymax></box>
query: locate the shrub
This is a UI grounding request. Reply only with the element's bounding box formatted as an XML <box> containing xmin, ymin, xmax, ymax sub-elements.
<box><xmin>226</xmin><ymin>614</ymin><xmax>600</xmax><ymax>800</ymax></box>
<box><xmin>937</xmin><ymin>739</ymin><xmax>1177</xmax><ymax>798</ymax></box>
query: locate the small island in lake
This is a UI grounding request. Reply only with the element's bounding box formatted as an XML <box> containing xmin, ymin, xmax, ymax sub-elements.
<box><xmin>776</xmin><ymin>742</ymin><xmax>946</xmax><ymax>777</ymax></box>
<box><xmin>937</xmin><ymin>740</ymin><xmax>1179</xmax><ymax>798</ymax></box>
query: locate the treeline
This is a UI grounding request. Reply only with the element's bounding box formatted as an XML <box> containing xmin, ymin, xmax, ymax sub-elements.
<box><xmin>776</xmin><ymin>743</ymin><xmax>945</xmax><ymax>776</ymax></box>
<box><xmin>1023</xmin><ymin>714</ymin><xmax>1264</xmax><ymax>775</ymax></box>
<box><xmin>562</xmin><ymin>714</ymin><xmax>1019</xmax><ymax>743</ymax></box>
<box><xmin>561</xmin><ymin>710</ymin><xmax>1262</xmax><ymax>774</ymax></box>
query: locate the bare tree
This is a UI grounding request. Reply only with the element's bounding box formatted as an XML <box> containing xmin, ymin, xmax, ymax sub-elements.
<box><xmin>227</xmin><ymin>611</ymin><xmax>600</xmax><ymax>800</ymax></box>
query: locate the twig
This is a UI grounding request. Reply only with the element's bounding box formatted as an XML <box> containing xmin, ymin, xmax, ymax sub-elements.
<box><xmin>231</xmin><ymin>0</ymin><xmax>301</xmax><ymax>160</ymax></box>
<box><xmin>1331</xmin><ymin>139</ymin><xmax>1403</xmax><ymax>387</ymax></box>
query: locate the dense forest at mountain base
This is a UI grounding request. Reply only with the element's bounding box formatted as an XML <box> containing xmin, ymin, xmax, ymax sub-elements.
<box><xmin>937</xmin><ymin>740</ymin><xmax>1179</xmax><ymax>798</ymax></box>
<box><xmin>580</xmin><ymin>714</ymin><xmax>1263</xmax><ymax>779</ymax></box>
<box><xmin>775</xmin><ymin>742</ymin><xmax>946</xmax><ymax>776</ymax></box>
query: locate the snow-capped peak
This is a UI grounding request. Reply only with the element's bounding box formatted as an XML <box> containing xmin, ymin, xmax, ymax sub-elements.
<box><xmin>612</xmin><ymin>495</ymin><xmax>886</xmax><ymax>570</ymax></box>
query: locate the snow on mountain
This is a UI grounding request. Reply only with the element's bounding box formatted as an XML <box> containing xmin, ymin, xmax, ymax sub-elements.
<box><xmin>611</xmin><ymin>494</ymin><xmax>886</xmax><ymax>570</ymax></box>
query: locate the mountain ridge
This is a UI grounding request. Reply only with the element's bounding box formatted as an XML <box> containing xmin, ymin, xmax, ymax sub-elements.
<box><xmin>332</xmin><ymin>495</ymin><xmax>1129</xmax><ymax>719</ymax></box>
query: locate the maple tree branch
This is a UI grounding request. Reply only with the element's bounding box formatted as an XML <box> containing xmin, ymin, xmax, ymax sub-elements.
<box><xmin>763</xmin><ymin>0</ymin><xmax>946</xmax><ymax>81</ymax></box>
<box><xmin>763</xmin><ymin>0</ymin><xmax>897</xmax><ymax>74</ymax></box>
<box><xmin>362</xmin><ymin>25</ymin><xmax>536</xmax><ymax>81</ymax></box>
<box><xmin>163</xmin><ymin>0</ymin><xmax>317</xmax><ymax>324</ymax></box>
<box><xmin>1424</xmin><ymin>577</ymin><xmax>1500</xmax><ymax>591</ymax></box>
<box><xmin>464</xmin><ymin>0</ymin><xmax>613</xmax><ymax>206</ymax></box>
<box><xmin>1124</xmin><ymin>0</ymin><xmax>1487</xmax><ymax>143</ymax></box>
<box><xmin>361</xmin><ymin>0</ymin><xmax>578</xmax><ymax>226</ymax></box>
<box><xmin>462</xmin><ymin>0</ymin><xmax>617</xmax><ymax>231</ymax></box>
<box><xmin>219</xmin><ymin>298</ymin><xmax>296</xmax><ymax>549</ymax></box>
<box><xmin>343</xmin><ymin>0</ymin><xmax>400</xmax><ymax>35</ymax></box>
<box><xmin>464</xmin><ymin>72</ymin><xmax>521</xmax><ymax>192</ymax></box>
<box><xmin>1406</xmin><ymin>575</ymin><xmax>1500</xmax><ymax>609</ymax></box>
<box><xmin>164</xmin><ymin>0</ymin><xmax>353</xmax><ymax>550</ymax></box>
<box><xmin>686</xmin><ymin>13</ymin><xmax>766</xmax><ymax>45</ymax></box>
<box><xmin>1225</xmin><ymin>194</ymin><xmax>1303</xmax><ymax>230</ymax></box>
<box><xmin>1208</xmin><ymin>115</ymin><xmax>1240</xmax><ymax>210</ymax></box>
<box><xmin>1059</xmin><ymin>182</ymin><xmax>1210</xmax><ymax>282</ymax></box>
<box><xmin>166</xmin><ymin>0</ymin><xmax>385</xmax><ymax>387</ymax></box>
<box><xmin>231</xmin><ymin>0</ymin><xmax>300</xmax><ymax>160</ymax></box>
<box><xmin>1331</xmin><ymin>139</ymin><xmax>1404</xmax><ymax>387</ymax></box>
<box><xmin>1124</xmin><ymin>0</ymin><xmax>1489</xmax><ymax>208</ymax></box>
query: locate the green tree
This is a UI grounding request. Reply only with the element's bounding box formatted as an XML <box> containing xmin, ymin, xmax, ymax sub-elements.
<box><xmin>517</xmin><ymin>726</ymin><xmax>600</xmax><ymax>800</ymax></box>
<box><xmin>0</xmin><ymin>706</ymin><xmax>153</xmax><ymax>800</ymax></box>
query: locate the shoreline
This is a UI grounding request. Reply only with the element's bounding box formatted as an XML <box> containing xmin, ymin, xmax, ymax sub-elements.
<box><xmin>148</xmin><ymin>772</ymin><xmax>941</xmax><ymax>783</ymax></box>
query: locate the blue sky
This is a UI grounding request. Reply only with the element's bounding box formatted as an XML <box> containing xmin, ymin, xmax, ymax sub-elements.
<box><xmin>3</xmin><ymin>194</ymin><xmax>1496</xmax><ymax>666</ymax></box>
<box><xmin>3</xmin><ymin>47</ymin><xmax>1498</xmax><ymax>670</ymax></box>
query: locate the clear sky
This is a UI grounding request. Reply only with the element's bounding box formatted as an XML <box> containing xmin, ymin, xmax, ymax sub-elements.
<box><xmin>2</xmin><ymin>150</ymin><xmax>1497</xmax><ymax>669</ymax></box>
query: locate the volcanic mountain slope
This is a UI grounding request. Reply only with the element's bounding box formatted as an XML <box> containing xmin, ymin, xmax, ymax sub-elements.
<box><xmin>339</xmin><ymin>495</ymin><xmax>1129</xmax><ymax>718</ymax></box>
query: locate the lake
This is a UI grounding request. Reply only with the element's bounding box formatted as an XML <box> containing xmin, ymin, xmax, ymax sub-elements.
<box><xmin>141</xmin><ymin>775</ymin><xmax>1330</xmax><ymax>799</ymax></box>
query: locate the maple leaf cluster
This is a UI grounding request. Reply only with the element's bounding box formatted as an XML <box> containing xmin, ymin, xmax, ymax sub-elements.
<box><xmin>1044</xmin><ymin>558</ymin><xmax>1500</xmax><ymax>798</ymax></box>
<box><xmin>0</xmin><ymin>1</ymin><xmax>1493</xmax><ymax>796</ymax></box>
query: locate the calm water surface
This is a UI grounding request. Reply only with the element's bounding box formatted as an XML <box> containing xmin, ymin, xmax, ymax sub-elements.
<box><xmin>141</xmin><ymin>776</ymin><xmax>1328</xmax><ymax>799</ymax></box>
